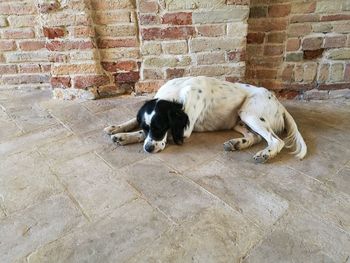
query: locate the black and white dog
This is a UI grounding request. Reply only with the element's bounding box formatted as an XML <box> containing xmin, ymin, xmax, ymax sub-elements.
<box><xmin>104</xmin><ymin>76</ymin><xmax>307</xmax><ymax>163</ymax></box>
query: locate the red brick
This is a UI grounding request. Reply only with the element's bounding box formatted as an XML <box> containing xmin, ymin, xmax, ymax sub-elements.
<box><xmin>162</xmin><ymin>12</ymin><xmax>192</xmax><ymax>25</ymax></box>
<box><xmin>321</xmin><ymin>14</ymin><xmax>350</xmax><ymax>22</ymax></box>
<box><xmin>303</xmin><ymin>49</ymin><xmax>324</xmax><ymax>59</ymax></box>
<box><xmin>225</xmin><ymin>76</ymin><xmax>240</xmax><ymax>83</ymax></box>
<box><xmin>1</xmin><ymin>28</ymin><xmax>35</xmax><ymax>39</ymax></box>
<box><xmin>37</xmin><ymin>1</ymin><xmax>60</xmax><ymax>13</ymax></box>
<box><xmin>0</xmin><ymin>65</ymin><xmax>17</xmax><ymax>75</ymax></box>
<box><xmin>166</xmin><ymin>68</ymin><xmax>185</xmax><ymax>79</ymax></box>
<box><xmin>160</xmin><ymin>26</ymin><xmax>195</xmax><ymax>40</ymax></box>
<box><xmin>97</xmin><ymin>38</ymin><xmax>138</xmax><ymax>49</ymax></box>
<box><xmin>43</xmin><ymin>27</ymin><xmax>66</xmax><ymax>39</ymax></box>
<box><xmin>18</xmin><ymin>64</ymin><xmax>41</xmax><ymax>73</ymax></box>
<box><xmin>115</xmin><ymin>71</ymin><xmax>140</xmax><ymax>83</ymax></box>
<box><xmin>319</xmin><ymin>83</ymin><xmax>350</xmax><ymax>90</ymax></box>
<box><xmin>268</xmin><ymin>4</ymin><xmax>291</xmax><ymax>17</ymax></box>
<box><xmin>0</xmin><ymin>40</ymin><xmax>16</xmax><ymax>51</ymax></box>
<box><xmin>0</xmin><ymin>2</ymin><xmax>36</xmax><ymax>15</ymax></box>
<box><xmin>139</xmin><ymin>14</ymin><xmax>160</xmax><ymax>25</ymax></box>
<box><xmin>282</xmin><ymin>64</ymin><xmax>294</xmax><ymax>82</ymax></box>
<box><xmin>197</xmin><ymin>25</ymin><xmax>225</xmax><ymax>37</ymax></box>
<box><xmin>68</xmin><ymin>26</ymin><xmax>95</xmax><ymax>38</ymax></box>
<box><xmin>256</xmin><ymin>69</ymin><xmax>278</xmax><ymax>79</ymax></box>
<box><xmin>19</xmin><ymin>40</ymin><xmax>46</xmax><ymax>51</ymax></box>
<box><xmin>291</xmin><ymin>2</ymin><xmax>316</xmax><ymax>14</ymax></box>
<box><xmin>139</xmin><ymin>1</ymin><xmax>158</xmax><ymax>13</ymax></box>
<box><xmin>249</xmin><ymin>18</ymin><xmax>288</xmax><ymax>32</ymax></box>
<box><xmin>141</xmin><ymin>27</ymin><xmax>195</xmax><ymax>40</ymax></box>
<box><xmin>51</xmin><ymin>76</ymin><xmax>71</xmax><ymax>88</ymax></box>
<box><xmin>302</xmin><ymin>37</ymin><xmax>323</xmax><ymax>51</ymax></box>
<box><xmin>46</xmin><ymin>40</ymin><xmax>95</xmax><ymax>51</ymax></box>
<box><xmin>227</xmin><ymin>49</ymin><xmax>246</xmax><ymax>62</ymax></box>
<box><xmin>41</xmin><ymin>64</ymin><xmax>51</xmax><ymax>72</ymax></box>
<box><xmin>286</xmin><ymin>38</ymin><xmax>300</xmax><ymax>51</ymax></box>
<box><xmin>267</xmin><ymin>32</ymin><xmax>286</xmax><ymax>43</ymax></box>
<box><xmin>283</xmin><ymin>83</ymin><xmax>316</xmax><ymax>91</ymax></box>
<box><xmin>264</xmin><ymin>45</ymin><xmax>284</xmax><ymax>56</ymax></box>
<box><xmin>276</xmin><ymin>90</ymin><xmax>299</xmax><ymax>99</ymax></box>
<box><xmin>74</xmin><ymin>75</ymin><xmax>110</xmax><ymax>89</ymax></box>
<box><xmin>290</xmin><ymin>14</ymin><xmax>320</xmax><ymax>23</ymax></box>
<box><xmin>345</xmin><ymin>64</ymin><xmax>350</xmax><ymax>81</ymax></box>
<box><xmin>259</xmin><ymin>80</ymin><xmax>282</xmax><ymax>90</ymax></box>
<box><xmin>101</xmin><ymin>61</ymin><xmax>138</xmax><ymax>72</ymax></box>
<box><xmin>135</xmin><ymin>81</ymin><xmax>163</xmax><ymax>93</ymax></box>
<box><xmin>247</xmin><ymin>32</ymin><xmax>265</xmax><ymax>44</ymax></box>
<box><xmin>249</xmin><ymin>6</ymin><xmax>268</xmax><ymax>18</ymax></box>
<box><xmin>324</xmin><ymin>35</ymin><xmax>347</xmax><ymax>48</ymax></box>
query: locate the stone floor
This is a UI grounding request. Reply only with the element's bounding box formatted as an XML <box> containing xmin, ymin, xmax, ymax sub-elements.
<box><xmin>0</xmin><ymin>88</ymin><xmax>350</xmax><ymax>263</ymax></box>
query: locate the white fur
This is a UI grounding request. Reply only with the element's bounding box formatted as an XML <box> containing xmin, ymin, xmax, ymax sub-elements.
<box><xmin>155</xmin><ymin>76</ymin><xmax>307</xmax><ymax>161</ymax></box>
<box><xmin>105</xmin><ymin>76</ymin><xmax>307</xmax><ymax>162</ymax></box>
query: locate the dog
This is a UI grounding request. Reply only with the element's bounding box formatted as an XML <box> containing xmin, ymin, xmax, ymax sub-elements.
<box><xmin>104</xmin><ymin>76</ymin><xmax>307</xmax><ymax>163</ymax></box>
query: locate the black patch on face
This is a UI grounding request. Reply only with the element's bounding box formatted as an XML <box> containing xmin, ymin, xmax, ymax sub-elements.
<box><xmin>260</xmin><ymin>117</ymin><xmax>265</xmax><ymax>122</ymax></box>
<box><xmin>136</xmin><ymin>99</ymin><xmax>189</xmax><ymax>145</ymax></box>
<box><xmin>242</xmin><ymin>139</ymin><xmax>247</xmax><ymax>143</ymax></box>
<box><xmin>198</xmin><ymin>89</ymin><xmax>202</xmax><ymax>93</ymax></box>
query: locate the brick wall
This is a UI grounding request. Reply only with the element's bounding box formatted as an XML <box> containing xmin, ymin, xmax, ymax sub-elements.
<box><xmin>247</xmin><ymin>0</ymin><xmax>350</xmax><ymax>99</ymax></box>
<box><xmin>135</xmin><ymin>0</ymin><xmax>250</xmax><ymax>93</ymax></box>
<box><xmin>1</xmin><ymin>0</ymin><xmax>349</xmax><ymax>100</ymax></box>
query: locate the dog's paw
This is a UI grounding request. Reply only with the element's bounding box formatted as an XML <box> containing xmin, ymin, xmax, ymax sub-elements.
<box><xmin>253</xmin><ymin>151</ymin><xmax>270</xmax><ymax>163</ymax></box>
<box><xmin>111</xmin><ymin>134</ymin><xmax>128</xmax><ymax>145</ymax></box>
<box><xmin>104</xmin><ymin>126</ymin><xmax>116</xmax><ymax>135</ymax></box>
<box><xmin>223</xmin><ymin>140</ymin><xmax>240</xmax><ymax>151</ymax></box>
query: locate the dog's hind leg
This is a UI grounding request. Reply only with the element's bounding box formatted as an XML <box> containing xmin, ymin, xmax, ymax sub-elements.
<box><xmin>111</xmin><ymin>130</ymin><xmax>146</xmax><ymax>145</ymax></box>
<box><xmin>223</xmin><ymin>121</ymin><xmax>262</xmax><ymax>151</ymax></box>
<box><xmin>240</xmin><ymin>115</ymin><xmax>284</xmax><ymax>163</ymax></box>
<box><xmin>104</xmin><ymin>118</ymin><xmax>138</xmax><ymax>135</ymax></box>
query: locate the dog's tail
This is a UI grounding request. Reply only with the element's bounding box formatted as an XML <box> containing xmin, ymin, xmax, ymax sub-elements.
<box><xmin>283</xmin><ymin>110</ymin><xmax>307</xmax><ymax>160</ymax></box>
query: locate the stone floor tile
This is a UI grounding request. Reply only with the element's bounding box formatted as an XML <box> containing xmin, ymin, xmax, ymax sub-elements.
<box><xmin>37</xmin><ymin>134</ymin><xmax>102</xmax><ymax>165</ymax></box>
<box><xmin>156</xmin><ymin>135</ymin><xmax>221</xmax><ymax>173</ymax></box>
<box><xmin>328</xmin><ymin>165</ymin><xmax>350</xmax><ymax>195</ymax></box>
<box><xmin>128</xmin><ymin>206</ymin><xmax>262</xmax><ymax>263</ymax></box>
<box><xmin>95</xmin><ymin>105</ymin><xmax>134</xmax><ymax>126</ymax></box>
<box><xmin>244</xmin><ymin>206</ymin><xmax>350</xmax><ymax>263</ymax></box>
<box><xmin>0</xmin><ymin>124</ymin><xmax>72</xmax><ymax>156</ymax></box>
<box><xmin>0</xmin><ymin>88</ymin><xmax>52</xmax><ymax>110</ymax></box>
<box><xmin>0</xmin><ymin>110</ymin><xmax>22</xmax><ymax>142</ymax></box>
<box><xmin>0</xmin><ymin>150</ymin><xmax>64</xmax><ymax>215</ymax></box>
<box><xmin>6</xmin><ymin>104</ymin><xmax>57</xmax><ymax>133</ymax></box>
<box><xmin>52</xmin><ymin>152</ymin><xmax>138</xmax><ymax>220</ymax></box>
<box><xmin>24</xmin><ymin>199</ymin><xmax>171</xmax><ymax>263</ymax></box>
<box><xmin>184</xmin><ymin>159</ymin><xmax>289</xmax><ymax>229</ymax></box>
<box><xmin>258</xmin><ymin>166</ymin><xmax>350</xmax><ymax>233</ymax></box>
<box><xmin>96</xmin><ymin>142</ymin><xmax>149</xmax><ymax>170</ymax></box>
<box><xmin>123</xmin><ymin>157</ymin><xmax>226</xmax><ymax>223</ymax></box>
<box><xmin>45</xmin><ymin>104</ymin><xmax>107</xmax><ymax>135</ymax></box>
<box><xmin>0</xmin><ymin>194</ymin><xmax>85</xmax><ymax>263</ymax></box>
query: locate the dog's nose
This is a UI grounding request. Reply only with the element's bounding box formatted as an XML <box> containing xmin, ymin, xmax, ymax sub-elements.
<box><xmin>144</xmin><ymin>144</ymin><xmax>155</xmax><ymax>153</ymax></box>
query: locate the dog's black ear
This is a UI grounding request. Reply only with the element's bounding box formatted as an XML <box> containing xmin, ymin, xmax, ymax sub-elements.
<box><xmin>168</xmin><ymin>106</ymin><xmax>189</xmax><ymax>145</ymax></box>
<box><xmin>137</xmin><ymin>99</ymin><xmax>157</xmax><ymax>124</ymax></box>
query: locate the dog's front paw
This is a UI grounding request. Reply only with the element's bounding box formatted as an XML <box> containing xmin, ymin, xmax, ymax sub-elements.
<box><xmin>253</xmin><ymin>151</ymin><xmax>269</xmax><ymax>163</ymax></box>
<box><xmin>104</xmin><ymin>125</ymin><xmax>116</xmax><ymax>135</ymax></box>
<box><xmin>111</xmin><ymin>134</ymin><xmax>128</xmax><ymax>145</ymax></box>
<box><xmin>223</xmin><ymin>140</ymin><xmax>240</xmax><ymax>151</ymax></box>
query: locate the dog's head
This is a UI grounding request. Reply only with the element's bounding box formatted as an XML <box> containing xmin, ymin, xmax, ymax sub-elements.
<box><xmin>137</xmin><ymin>99</ymin><xmax>189</xmax><ymax>153</ymax></box>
